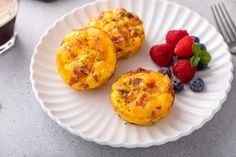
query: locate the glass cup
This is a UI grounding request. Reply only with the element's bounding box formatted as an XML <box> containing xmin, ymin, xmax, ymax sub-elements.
<box><xmin>0</xmin><ymin>0</ymin><xmax>20</xmax><ymax>54</ymax></box>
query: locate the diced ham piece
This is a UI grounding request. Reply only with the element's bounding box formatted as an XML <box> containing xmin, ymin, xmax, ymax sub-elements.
<box><xmin>132</xmin><ymin>78</ymin><xmax>142</xmax><ymax>85</ymax></box>
<box><xmin>146</xmin><ymin>81</ymin><xmax>156</xmax><ymax>89</ymax></box>
<box><xmin>136</xmin><ymin>94</ymin><xmax>148</xmax><ymax>107</ymax></box>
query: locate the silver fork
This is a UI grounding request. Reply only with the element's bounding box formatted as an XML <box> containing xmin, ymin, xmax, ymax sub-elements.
<box><xmin>211</xmin><ymin>2</ymin><xmax>236</xmax><ymax>53</ymax></box>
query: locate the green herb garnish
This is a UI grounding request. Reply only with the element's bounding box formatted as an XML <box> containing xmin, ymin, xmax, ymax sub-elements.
<box><xmin>142</xmin><ymin>88</ymin><xmax>147</xmax><ymax>91</ymax></box>
<box><xmin>105</xmin><ymin>20</ymin><xmax>110</xmax><ymax>24</ymax></box>
<box><xmin>129</xmin><ymin>79</ymin><xmax>132</xmax><ymax>85</ymax></box>
<box><xmin>190</xmin><ymin>43</ymin><xmax>211</xmax><ymax>67</ymax></box>
<box><xmin>190</xmin><ymin>55</ymin><xmax>201</xmax><ymax>67</ymax></box>
<box><xmin>125</xmin><ymin>12</ymin><xmax>132</xmax><ymax>17</ymax></box>
<box><xmin>119</xmin><ymin>89</ymin><xmax>129</xmax><ymax>102</ymax></box>
<box><xmin>120</xmin><ymin>89</ymin><xmax>129</xmax><ymax>95</ymax></box>
<box><xmin>200</xmin><ymin>50</ymin><xmax>211</xmax><ymax>64</ymax></box>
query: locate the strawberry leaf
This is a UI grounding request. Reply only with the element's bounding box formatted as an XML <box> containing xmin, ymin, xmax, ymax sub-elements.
<box><xmin>200</xmin><ymin>50</ymin><xmax>211</xmax><ymax>64</ymax></box>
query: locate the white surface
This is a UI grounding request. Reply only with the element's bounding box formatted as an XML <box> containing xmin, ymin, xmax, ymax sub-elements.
<box><xmin>30</xmin><ymin>0</ymin><xmax>233</xmax><ymax>148</ymax></box>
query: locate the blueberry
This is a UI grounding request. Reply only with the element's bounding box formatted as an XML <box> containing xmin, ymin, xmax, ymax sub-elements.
<box><xmin>197</xmin><ymin>62</ymin><xmax>208</xmax><ymax>71</ymax></box>
<box><xmin>192</xmin><ymin>36</ymin><xmax>200</xmax><ymax>43</ymax></box>
<box><xmin>189</xmin><ymin>77</ymin><xmax>205</xmax><ymax>92</ymax></box>
<box><xmin>172</xmin><ymin>79</ymin><xmax>184</xmax><ymax>93</ymax></box>
<box><xmin>158</xmin><ymin>67</ymin><xmax>171</xmax><ymax>77</ymax></box>
<box><xmin>200</xmin><ymin>43</ymin><xmax>207</xmax><ymax>51</ymax></box>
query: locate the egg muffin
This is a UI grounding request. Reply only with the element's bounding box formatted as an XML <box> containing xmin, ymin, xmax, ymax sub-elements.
<box><xmin>56</xmin><ymin>27</ymin><xmax>117</xmax><ymax>90</ymax></box>
<box><xmin>110</xmin><ymin>68</ymin><xmax>175</xmax><ymax>125</ymax></box>
<box><xmin>89</xmin><ymin>8</ymin><xmax>145</xmax><ymax>59</ymax></box>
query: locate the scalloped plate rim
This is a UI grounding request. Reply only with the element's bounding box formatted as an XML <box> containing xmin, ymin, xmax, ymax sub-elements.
<box><xmin>30</xmin><ymin>0</ymin><xmax>234</xmax><ymax>148</ymax></box>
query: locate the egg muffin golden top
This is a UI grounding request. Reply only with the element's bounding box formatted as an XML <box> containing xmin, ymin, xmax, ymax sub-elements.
<box><xmin>110</xmin><ymin>68</ymin><xmax>175</xmax><ymax>125</ymax></box>
<box><xmin>89</xmin><ymin>8</ymin><xmax>145</xmax><ymax>59</ymax></box>
<box><xmin>56</xmin><ymin>27</ymin><xmax>117</xmax><ymax>90</ymax></box>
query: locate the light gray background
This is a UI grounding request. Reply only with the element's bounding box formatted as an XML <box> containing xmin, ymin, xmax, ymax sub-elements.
<box><xmin>0</xmin><ymin>0</ymin><xmax>236</xmax><ymax>156</ymax></box>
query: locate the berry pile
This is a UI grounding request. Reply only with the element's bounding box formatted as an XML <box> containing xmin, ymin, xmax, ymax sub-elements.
<box><xmin>150</xmin><ymin>30</ymin><xmax>211</xmax><ymax>93</ymax></box>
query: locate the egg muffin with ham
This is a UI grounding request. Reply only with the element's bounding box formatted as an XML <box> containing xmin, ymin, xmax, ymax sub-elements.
<box><xmin>110</xmin><ymin>68</ymin><xmax>175</xmax><ymax>125</ymax></box>
<box><xmin>89</xmin><ymin>8</ymin><xmax>145</xmax><ymax>59</ymax></box>
<box><xmin>56</xmin><ymin>27</ymin><xmax>117</xmax><ymax>90</ymax></box>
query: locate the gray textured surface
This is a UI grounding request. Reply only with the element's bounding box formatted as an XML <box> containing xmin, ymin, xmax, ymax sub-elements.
<box><xmin>0</xmin><ymin>0</ymin><xmax>236</xmax><ymax>156</ymax></box>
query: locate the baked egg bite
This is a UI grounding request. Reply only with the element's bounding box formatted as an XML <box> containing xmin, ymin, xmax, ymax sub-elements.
<box><xmin>89</xmin><ymin>8</ymin><xmax>145</xmax><ymax>59</ymax></box>
<box><xmin>56</xmin><ymin>27</ymin><xmax>117</xmax><ymax>90</ymax></box>
<box><xmin>110</xmin><ymin>68</ymin><xmax>175</xmax><ymax>125</ymax></box>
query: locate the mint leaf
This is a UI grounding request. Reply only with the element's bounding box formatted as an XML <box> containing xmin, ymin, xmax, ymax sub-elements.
<box><xmin>191</xmin><ymin>43</ymin><xmax>202</xmax><ymax>67</ymax></box>
<box><xmin>192</xmin><ymin>43</ymin><xmax>201</xmax><ymax>56</ymax></box>
<box><xmin>191</xmin><ymin>43</ymin><xmax>212</xmax><ymax>66</ymax></box>
<box><xmin>200</xmin><ymin>50</ymin><xmax>211</xmax><ymax>64</ymax></box>
<box><xmin>190</xmin><ymin>55</ymin><xmax>201</xmax><ymax>67</ymax></box>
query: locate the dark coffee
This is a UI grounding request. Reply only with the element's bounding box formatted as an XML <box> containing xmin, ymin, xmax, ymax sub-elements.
<box><xmin>0</xmin><ymin>0</ymin><xmax>18</xmax><ymax>51</ymax></box>
<box><xmin>0</xmin><ymin>17</ymin><xmax>16</xmax><ymax>46</ymax></box>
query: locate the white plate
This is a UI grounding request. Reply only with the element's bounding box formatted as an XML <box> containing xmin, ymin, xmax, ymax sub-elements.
<box><xmin>30</xmin><ymin>0</ymin><xmax>233</xmax><ymax>148</ymax></box>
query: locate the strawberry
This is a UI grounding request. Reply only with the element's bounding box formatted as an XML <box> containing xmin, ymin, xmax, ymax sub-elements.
<box><xmin>150</xmin><ymin>43</ymin><xmax>174</xmax><ymax>67</ymax></box>
<box><xmin>173</xmin><ymin>59</ymin><xmax>197</xmax><ymax>83</ymax></box>
<box><xmin>174</xmin><ymin>35</ymin><xmax>194</xmax><ymax>57</ymax></box>
<box><xmin>166</xmin><ymin>30</ymin><xmax>188</xmax><ymax>47</ymax></box>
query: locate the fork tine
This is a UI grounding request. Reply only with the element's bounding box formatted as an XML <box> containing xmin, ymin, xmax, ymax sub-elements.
<box><xmin>211</xmin><ymin>4</ymin><xmax>230</xmax><ymax>43</ymax></box>
<box><xmin>218</xmin><ymin>3</ymin><xmax>236</xmax><ymax>41</ymax></box>
<box><xmin>220</xmin><ymin>2</ymin><xmax>236</xmax><ymax>39</ymax></box>
<box><xmin>215</xmin><ymin>4</ymin><xmax>233</xmax><ymax>42</ymax></box>
<box><xmin>211</xmin><ymin>5</ymin><xmax>224</xmax><ymax>38</ymax></box>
